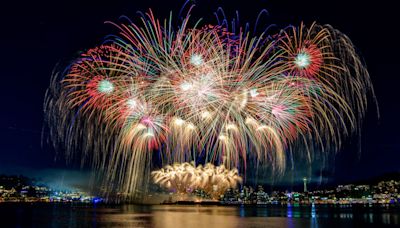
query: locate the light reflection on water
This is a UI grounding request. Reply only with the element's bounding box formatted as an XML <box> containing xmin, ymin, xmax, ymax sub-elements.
<box><xmin>1</xmin><ymin>203</ymin><xmax>399</xmax><ymax>227</ymax></box>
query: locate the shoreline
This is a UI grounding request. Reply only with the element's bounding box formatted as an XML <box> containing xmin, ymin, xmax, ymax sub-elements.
<box><xmin>1</xmin><ymin>201</ymin><xmax>400</xmax><ymax>208</ymax></box>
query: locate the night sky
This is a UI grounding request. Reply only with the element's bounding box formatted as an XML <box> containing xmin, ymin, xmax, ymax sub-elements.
<box><xmin>0</xmin><ymin>0</ymin><xmax>398</xmax><ymax>188</ymax></box>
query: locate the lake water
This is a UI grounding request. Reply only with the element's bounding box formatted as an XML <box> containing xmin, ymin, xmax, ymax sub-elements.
<box><xmin>1</xmin><ymin>203</ymin><xmax>399</xmax><ymax>227</ymax></box>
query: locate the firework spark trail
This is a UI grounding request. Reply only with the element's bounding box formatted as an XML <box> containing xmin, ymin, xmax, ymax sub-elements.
<box><xmin>44</xmin><ymin>6</ymin><xmax>375</xmax><ymax>201</ymax></box>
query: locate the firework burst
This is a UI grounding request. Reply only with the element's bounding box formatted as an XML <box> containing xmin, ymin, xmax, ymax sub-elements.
<box><xmin>151</xmin><ymin>162</ymin><xmax>242</xmax><ymax>199</ymax></box>
<box><xmin>44</xmin><ymin>6</ymin><xmax>375</xmax><ymax>201</ymax></box>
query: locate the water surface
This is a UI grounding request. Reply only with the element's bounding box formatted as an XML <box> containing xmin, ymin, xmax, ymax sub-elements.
<box><xmin>1</xmin><ymin>203</ymin><xmax>399</xmax><ymax>227</ymax></box>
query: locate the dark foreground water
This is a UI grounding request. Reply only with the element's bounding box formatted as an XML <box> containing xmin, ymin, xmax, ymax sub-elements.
<box><xmin>1</xmin><ymin>203</ymin><xmax>399</xmax><ymax>227</ymax></box>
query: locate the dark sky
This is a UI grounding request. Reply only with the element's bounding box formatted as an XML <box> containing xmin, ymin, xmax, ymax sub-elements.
<box><xmin>0</xmin><ymin>0</ymin><xmax>398</xmax><ymax>187</ymax></box>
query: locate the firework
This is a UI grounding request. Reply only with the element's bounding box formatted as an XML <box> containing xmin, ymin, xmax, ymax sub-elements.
<box><xmin>151</xmin><ymin>162</ymin><xmax>242</xmax><ymax>199</ymax></box>
<box><xmin>44</xmin><ymin>6</ymin><xmax>375</xmax><ymax>201</ymax></box>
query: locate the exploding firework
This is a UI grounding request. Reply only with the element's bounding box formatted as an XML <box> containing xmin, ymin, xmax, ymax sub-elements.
<box><xmin>44</xmin><ymin>5</ymin><xmax>375</xmax><ymax>201</ymax></box>
<box><xmin>151</xmin><ymin>162</ymin><xmax>242</xmax><ymax>199</ymax></box>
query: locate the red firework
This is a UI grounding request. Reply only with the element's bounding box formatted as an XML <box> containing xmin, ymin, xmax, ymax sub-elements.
<box><xmin>292</xmin><ymin>41</ymin><xmax>323</xmax><ymax>78</ymax></box>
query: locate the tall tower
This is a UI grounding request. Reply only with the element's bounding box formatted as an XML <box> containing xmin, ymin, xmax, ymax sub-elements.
<box><xmin>303</xmin><ymin>177</ymin><xmax>308</xmax><ymax>192</ymax></box>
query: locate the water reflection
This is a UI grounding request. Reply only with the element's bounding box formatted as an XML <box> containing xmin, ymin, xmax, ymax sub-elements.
<box><xmin>1</xmin><ymin>204</ymin><xmax>399</xmax><ymax>227</ymax></box>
